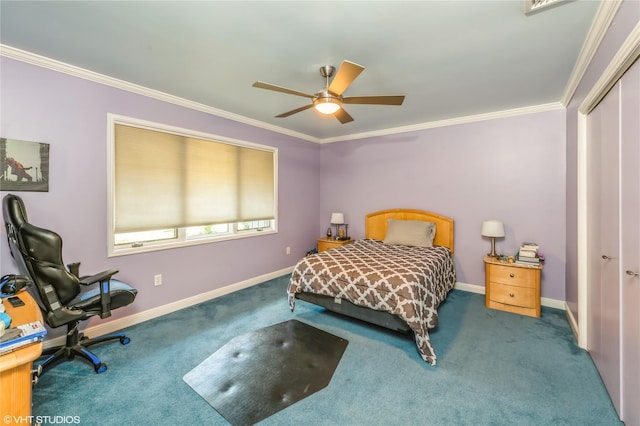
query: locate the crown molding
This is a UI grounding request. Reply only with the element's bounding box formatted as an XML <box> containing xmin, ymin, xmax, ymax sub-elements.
<box><xmin>2</xmin><ymin>44</ymin><xmax>564</xmax><ymax>145</ymax></box>
<box><xmin>560</xmin><ymin>0</ymin><xmax>623</xmax><ymax>106</ymax></box>
<box><xmin>319</xmin><ymin>102</ymin><xmax>565</xmax><ymax>144</ymax></box>
<box><xmin>0</xmin><ymin>44</ymin><xmax>320</xmax><ymax>144</ymax></box>
<box><xmin>579</xmin><ymin>20</ymin><xmax>640</xmax><ymax>115</ymax></box>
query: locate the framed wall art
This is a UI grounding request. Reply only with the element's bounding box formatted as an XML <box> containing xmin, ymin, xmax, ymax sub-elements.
<box><xmin>0</xmin><ymin>138</ymin><xmax>50</xmax><ymax>192</ymax></box>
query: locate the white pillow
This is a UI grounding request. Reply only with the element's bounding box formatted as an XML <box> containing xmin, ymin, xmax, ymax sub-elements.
<box><xmin>383</xmin><ymin>219</ymin><xmax>436</xmax><ymax>247</ymax></box>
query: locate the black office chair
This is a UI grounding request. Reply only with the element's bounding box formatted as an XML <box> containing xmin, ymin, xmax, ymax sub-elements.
<box><xmin>2</xmin><ymin>193</ymin><xmax>137</xmax><ymax>374</ymax></box>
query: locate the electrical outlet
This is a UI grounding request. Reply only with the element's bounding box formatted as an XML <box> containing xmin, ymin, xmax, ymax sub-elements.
<box><xmin>154</xmin><ymin>274</ymin><xmax>162</xmax><ymax>286</ymax></box>
<box><xmin>286</xmin><ymin>246</ymin><xmax>291</xmax><ymax>255</ymax></box>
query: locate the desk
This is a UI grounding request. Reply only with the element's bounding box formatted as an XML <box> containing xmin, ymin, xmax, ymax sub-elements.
<box><xmin>0</xmin><ymin>292</ymin><xmax>44</xmax><ymax>421</ymax></box>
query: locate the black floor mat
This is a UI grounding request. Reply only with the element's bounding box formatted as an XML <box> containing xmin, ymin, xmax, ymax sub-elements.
<box><xmin>183</xmin><ymin>320</ymin><xmax>348</xmax><ymax>425</ymax></box>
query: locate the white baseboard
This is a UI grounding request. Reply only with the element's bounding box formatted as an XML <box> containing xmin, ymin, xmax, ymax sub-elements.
<box><xmin>454</xmin><ymin>281</ymin><xmax>485</xmax><ymax>294</ymax></box>
<box><xmin>565</xmin><ymin>302</ymin><xmax>582</xmax><ymax>347</ymax></box>
<box><xmin>43</xmin><ymin>266</ymin><xmax>294</xmax><ymax>349</ymax></box>
<box><xmin>454</xmin><ymin>281</ymin><xmax>566</xmax><ymax>310</ymax></box>
<box><xmin>44</xmin><ymin>274</ymin><xmax>565</xmax><ymax>349</ymax></box>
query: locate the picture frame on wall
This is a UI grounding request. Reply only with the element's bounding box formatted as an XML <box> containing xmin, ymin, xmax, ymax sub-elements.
<box><xmin>0</xmin><ymin>138</ymin><xmax>50</xmax><ymax>192</ymax></box>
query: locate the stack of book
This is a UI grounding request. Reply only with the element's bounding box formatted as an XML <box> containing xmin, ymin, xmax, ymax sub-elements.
<box><xmin>515</xmin><ymin>242</ymin><xmax>541</xmax><ymax>266</ymax></box>
<box><xmin>0</xmin><ymin>320</ymin><xmax>47</xmax><ymax>355</ymax></box>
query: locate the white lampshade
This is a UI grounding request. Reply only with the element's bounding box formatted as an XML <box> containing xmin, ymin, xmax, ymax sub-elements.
<box><xmin>330</xmin><ymin>212</ymin><xmax>345</xmax><ymax>224</ymax></box>
<box><xmin>481</xmin><ymin>220</ymin><xmax>505</xmax><ymax>237</ymax></box>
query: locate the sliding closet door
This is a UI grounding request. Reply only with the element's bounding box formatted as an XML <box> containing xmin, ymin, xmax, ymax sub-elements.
<box><xmin>587</xmin><ymin>81</ymin><xmax>621</xmax><ymax>416</ymax></box>
<box><xmin>620</xmin><ymin>58</ymin><xmax>639</xmax><ymax>425</ymax></box>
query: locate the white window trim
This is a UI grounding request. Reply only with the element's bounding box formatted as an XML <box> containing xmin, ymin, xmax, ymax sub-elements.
<box><xmin>106</xmin><ymin>113</ymin><xmax>278</xmax><ymax>257</ymax></box>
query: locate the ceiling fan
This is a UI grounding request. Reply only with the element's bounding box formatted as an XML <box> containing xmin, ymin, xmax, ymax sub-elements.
<box><xmin>252</xmin><ymin>60</ymin><xmax>405</xmax><ymax>124</ymax></box>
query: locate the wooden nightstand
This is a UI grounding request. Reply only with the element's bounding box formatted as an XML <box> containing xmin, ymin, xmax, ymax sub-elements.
<box><xmin>317</xmin><ymin>238</ymin><xmax>353</xmax><ymax>252</ymax></box>
<box><xmin>484</xmin><ymin>255</ymin><xmax>543</xmax><ymax>318</ymax></box>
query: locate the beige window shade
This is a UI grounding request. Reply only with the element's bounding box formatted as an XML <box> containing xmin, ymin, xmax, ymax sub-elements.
<box><xmin>114</xmin><ymin>124</ymin><xmax>275</xmax><ymax>233</ymax></box>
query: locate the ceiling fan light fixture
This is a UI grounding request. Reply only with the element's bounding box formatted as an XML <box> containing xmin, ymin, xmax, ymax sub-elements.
<box><xmin>253</xmin><ymin>60</ymin><xmax>404</xmax><ymax>123</ymax></box>
<box><xmin>314</xmin><ymin>97</ymin><xmax>341</xmax><ymax>115</ymax></box>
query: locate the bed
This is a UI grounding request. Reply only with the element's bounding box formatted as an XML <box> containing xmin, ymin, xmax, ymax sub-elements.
<box><xmin>288</xmin><ymin>208</ymin><xmax>456</xmax><ymax>365</ymax></box>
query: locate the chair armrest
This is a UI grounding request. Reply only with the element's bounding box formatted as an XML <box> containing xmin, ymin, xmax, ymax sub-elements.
<box><xmin>79</xmin><ymin>269</ymin><xmax>119</xmax><ymax>319</ymax></box>
<box><xmin>78</xmin><ymin>269</ymin><xmax>119</xmax><ymax>286</ymax></box>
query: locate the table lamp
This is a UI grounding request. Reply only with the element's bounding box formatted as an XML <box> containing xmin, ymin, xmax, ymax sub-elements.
<box><xmin>481</xmin><ymin>220</ymin><xmax>505</xmax><ymax>257</ymax></box>
<box><xmin>330</xmin><ymin>212</ymin><xmax>344</xmax><ymax>240</ymax></box>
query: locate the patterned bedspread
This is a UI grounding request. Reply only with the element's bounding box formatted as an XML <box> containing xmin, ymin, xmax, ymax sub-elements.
<box><xmin>287</xmin><ymin>239</ymin><xmax>456</xmax><ymax>365</ymax></box>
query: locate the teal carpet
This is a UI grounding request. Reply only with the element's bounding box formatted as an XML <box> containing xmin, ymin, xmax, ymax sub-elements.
<box><xmin>32</xmin><ymin>275</ymin><xmax>621</xmax><ymax>425</ymax></box>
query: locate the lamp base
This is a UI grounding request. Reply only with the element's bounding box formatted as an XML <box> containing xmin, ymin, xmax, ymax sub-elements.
<box><xmin>488</xmin><ymin>238</ymin><xmax>499</xmax><ymax>257</ymax></box>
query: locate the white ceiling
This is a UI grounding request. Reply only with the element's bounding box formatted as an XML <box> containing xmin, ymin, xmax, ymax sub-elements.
<box><xmin>0</xmin><ymin>1</ymin><xmax>601</xmax><ymax>142</ymax></box>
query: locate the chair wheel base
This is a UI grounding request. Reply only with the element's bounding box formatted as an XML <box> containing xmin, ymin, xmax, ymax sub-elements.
<box><xmin>39</xmin><ymin>328</ymin><xmax>131</xmax><ymax>374</ymax></box>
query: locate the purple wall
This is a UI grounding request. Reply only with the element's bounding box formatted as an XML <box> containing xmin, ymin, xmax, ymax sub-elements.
<box><xmin>564</xmin><ymin>0</ymin><xmax>640</xmax><ymax>321</ymax></box>
<box><xmin>0</xmin><ymin>57</ymin><xmax>321</xmax><ymax>332</ymax></box>
<box><xmin>11</xmin><ymin>10</ymin><xmax>631</xmax><ymax>327</ymax></box>
<box><xmin>319</xmin><ymin>110</ymin><xmax>567</xmax><ymax>300</ymax></box>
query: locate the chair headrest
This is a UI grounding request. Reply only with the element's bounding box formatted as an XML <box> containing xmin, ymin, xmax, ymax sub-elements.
<box><xmin>2</xmin><ymin>193</ymin><xmax>28</xmax><ymax>230</ymax></box>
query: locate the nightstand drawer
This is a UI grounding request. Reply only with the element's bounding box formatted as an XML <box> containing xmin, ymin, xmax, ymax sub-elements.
<box><xmin>317</xmin><ymin>238</ymin><xmax>353</xmax><ymax>252</ymax></box>
<box><xmin>489</xmin><ymin>265</ymin><xmax>537</xmax><ymax>288</ymax></box>
<box><xmin>489</xmin><ymin>282</ymin><xmax>536</xmax><ymax>308</ymax></box>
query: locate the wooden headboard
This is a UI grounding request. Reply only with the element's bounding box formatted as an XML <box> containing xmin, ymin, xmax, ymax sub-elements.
<box><xmin>364</xmin><ymin>208</ymin><xmax>454</xmax><ymax>254</ymax></box>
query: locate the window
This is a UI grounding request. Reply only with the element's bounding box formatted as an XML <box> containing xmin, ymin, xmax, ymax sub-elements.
<box><xmin>108</xmin><ymin>114</ymin><xmax>277</xmax><ymax>256</ymax></box>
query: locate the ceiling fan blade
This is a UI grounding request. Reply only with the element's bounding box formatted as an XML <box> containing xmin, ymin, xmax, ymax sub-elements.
<box><xmin>252</xmin><ymin>81</ymin><xmax>314</xmax><ymax>99</ymax></box>
<box><xmin>335</xmin><ymin>108</ymin><xmax>354</xmax><ymax>124</ymax></box>
<box><xmin>343</xmin><ymin>95</ymin><xmax>405</xmax><ymax>106</ymax></box>
<box><xmin>328</xmin><ymin>61</ymin><xmax>365</xmax><ymax>96</ymax></box>
<box><xmin>276</xmin><ymin>104</ymin><xmax>314</xmax><ymax>118</ymax></box>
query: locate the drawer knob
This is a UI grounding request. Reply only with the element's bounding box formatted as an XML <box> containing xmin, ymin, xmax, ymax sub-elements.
<box><xmin>32</xmin><ymin>364</ymin><xmax>43</xmax><ymax>377</ymax></box>
<box><xmin>509</xmin><ymin>292</ymin><xmax>515</xmax><ymax>297</ymax></box>
<box><xmin>509</xmin><ymin>273</ymin><xmax>515</xmax><ymax>278</ymax></box>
